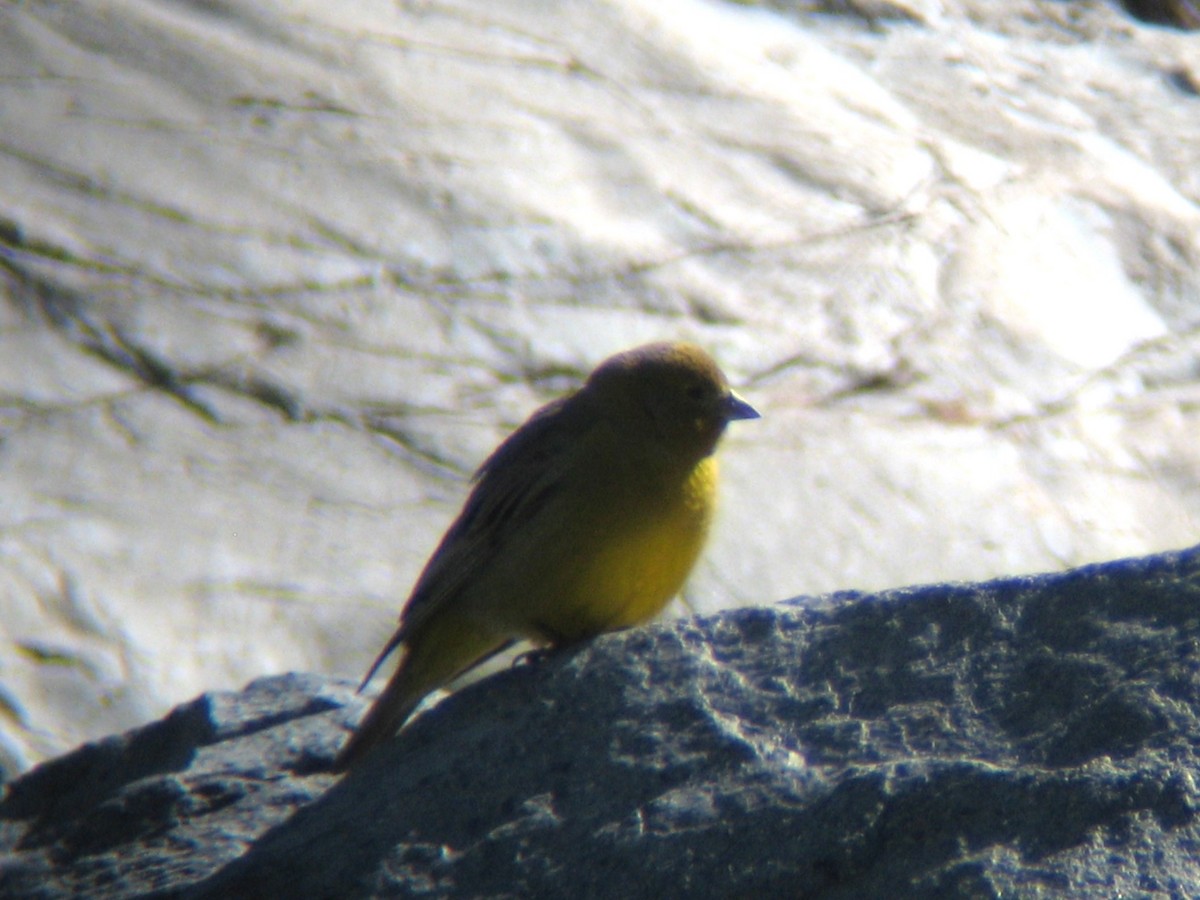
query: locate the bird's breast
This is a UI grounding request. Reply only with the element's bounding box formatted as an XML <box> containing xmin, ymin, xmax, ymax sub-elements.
<box><xmin>523</xmin><ymin>455</ymin><xmax>719</xmax><ymax>643</ymax></box>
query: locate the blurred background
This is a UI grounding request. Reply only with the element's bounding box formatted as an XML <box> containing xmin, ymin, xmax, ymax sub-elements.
<box><xmin>1</xmin><ymin>0</ymin><xmax>1197</xmax><ymax>771</ymax></box>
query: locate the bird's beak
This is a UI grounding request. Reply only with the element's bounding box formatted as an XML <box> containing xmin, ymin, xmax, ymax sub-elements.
<box><xmin>723</xmin><ymin>390</ymin><xmax>760</xmax><ymax>421</ymax></box>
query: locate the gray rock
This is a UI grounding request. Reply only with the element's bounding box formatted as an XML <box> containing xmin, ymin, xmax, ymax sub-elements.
<box><xmin>3</xmin><ymin>546</ymin><xmax>1198</xmax><ymax>898</ymax></box>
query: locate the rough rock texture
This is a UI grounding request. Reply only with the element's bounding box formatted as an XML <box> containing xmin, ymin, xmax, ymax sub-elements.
<box><xmin>2</xmin><ymin>0</ymin><xmax>1199</xmax><ymax>772</ymax></box>
<box><xmin>2</xmin><ymin>547</ymin><xmax>1199</xmax><ymax>898</ymax></box>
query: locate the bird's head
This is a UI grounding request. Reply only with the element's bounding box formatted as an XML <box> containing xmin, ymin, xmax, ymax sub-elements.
<box><xmin>586</xmin><ymin>342</ymin><xmax>759</xmax><ymax>461</ymax></box>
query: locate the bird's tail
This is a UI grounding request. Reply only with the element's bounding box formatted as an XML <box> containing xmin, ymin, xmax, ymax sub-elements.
<box><xmin>331</xmin><ymin>615</ymin><xmax>513</xmax><ymax>772</ymax></box>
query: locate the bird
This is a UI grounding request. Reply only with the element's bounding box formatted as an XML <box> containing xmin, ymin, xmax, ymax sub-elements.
<box><xmin>331</xmin><ymin>341</ymin><xmax>758</xmax><ymax>771</ymax></box>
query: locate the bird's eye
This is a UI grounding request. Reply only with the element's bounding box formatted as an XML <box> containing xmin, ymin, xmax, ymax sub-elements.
<box><xmin>686</xmin><ymin>384</ymin><xmax>706</xmax><ymax>401</ymax></box>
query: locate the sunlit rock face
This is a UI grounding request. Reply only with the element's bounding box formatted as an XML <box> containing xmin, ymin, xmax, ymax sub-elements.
<box><xmin>1</xmin><ymin>0</ymin><xmax>1198</xmax><ymax>770</ymax></box>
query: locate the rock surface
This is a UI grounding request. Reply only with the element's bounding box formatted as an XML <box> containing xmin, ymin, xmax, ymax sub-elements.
<box><xmin>2</xmin><ymin>0</ymin><xmax>1199</xmax><ymax>771</ymax></box>
<box><xmin>3</xmin><ymin>546</ymin><xmax>1199</xmax><ymax>898</ymax></box>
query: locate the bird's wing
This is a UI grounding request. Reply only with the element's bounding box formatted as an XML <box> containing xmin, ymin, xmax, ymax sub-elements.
<box><xmin>358</xmin><ymin>395</ymin><xmax>590</xmax><ymax>687</ymax></box>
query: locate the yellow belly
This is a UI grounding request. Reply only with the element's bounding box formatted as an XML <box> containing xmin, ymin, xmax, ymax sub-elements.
<box><xmin>526</xmin><ymin>456</ymin><xmax>718</xmax><ymax>643</ymax></box>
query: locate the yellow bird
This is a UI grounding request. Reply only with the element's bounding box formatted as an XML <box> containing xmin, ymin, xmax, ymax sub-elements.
<box><xmin>332</xmin><ymin>341</ymin><xmax>758</xmax><ymax>770</ymax></box>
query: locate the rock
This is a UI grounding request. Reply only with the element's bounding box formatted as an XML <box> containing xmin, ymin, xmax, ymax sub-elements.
<box><xmin>3</xmin><ymin>0</ymin><xmax>1200</xmax><ymax>771</ymax></box>
<box><xmin>3</xmin><ymin>547</ymin><xmax>1198</xmax><ymax>898</ymax></box>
